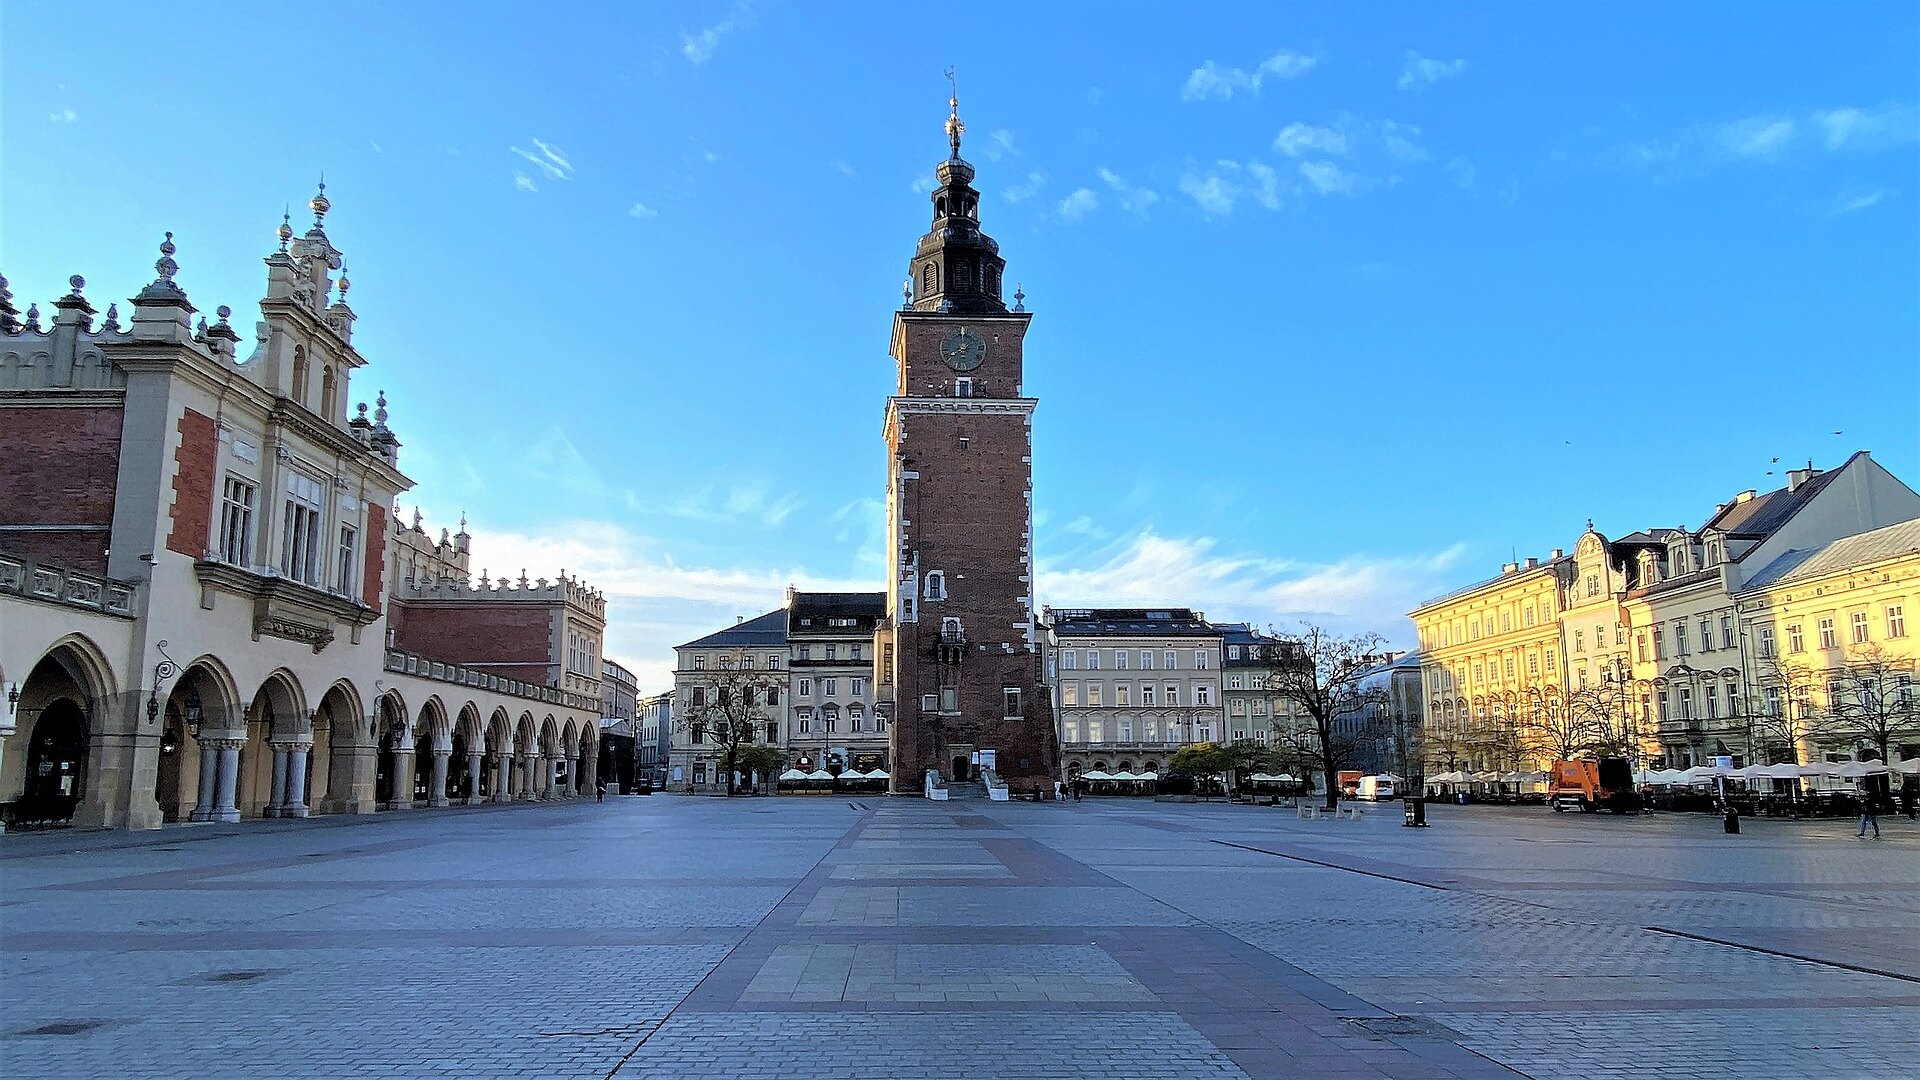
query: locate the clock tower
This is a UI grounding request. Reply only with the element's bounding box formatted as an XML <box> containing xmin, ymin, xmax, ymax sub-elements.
<box><xmin>884</xmin><ymin>90</ymin><xmax>1057</xmax><ymax>796</ymax></box>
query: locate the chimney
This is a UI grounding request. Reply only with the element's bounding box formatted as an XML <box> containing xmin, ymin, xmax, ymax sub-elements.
<box><xmin>1550</xmin><ymin>548</ymin><xmax>1564</xmax><ymax>559</ymax></box>
<box><xmin>1524</xmin><ymin>556</ymin><xmax>1539</xmax><ymax>569</ymax></box>
<box><xmin>736</xmin><ymin>615</ymin><xmax>744</xmax><ymax>625</ymax></box>
<box><xmin>1502</xmin><ymin>561</ymin><xmax>1519</xmax><ymax>575</ymax></box>
<box><xmin>1786</xmin><ymin>466</ymin><xmax>1821</xmax><ymax>492</ymax></box>
<box><xmin>1734</xmin><ymin>489</ymin><xmax>1757</xmax><ymax>504</ymax></box>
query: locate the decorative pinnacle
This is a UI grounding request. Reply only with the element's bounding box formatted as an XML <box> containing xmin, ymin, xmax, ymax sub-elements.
<box><xmin>335</xmin><ymin>265</ymin><xmax>350</xmax><ymax>298</ymax></box>
<box><xmin>310</xmin><ymin>177</ymin><xmax>330</xmax><ymax>224</ymax></box>
<box><xmin>902</xmin><ymin>275</ymin><xmax>913</xmax><ymax>309</ymax></box>
<box><xmin>277</xmin><ymin>206</ymin><xmax>293</xmax><ymax>250</ymax></box>
<box><xmin>944</xmin><ymin>67</ymin><xmax>964</xmax><ymax>158</ymax></box>
<box><xmin>24</xmin><ymin>303</ymin><xmax>42</xmax><ymax>332</ymax></box>
<box><xmin>156</xmin><ymin>231</ymin><xmax>179</xmax><ymax>282</ymax></box>
<box><xmin>68</xmin><ymin>274</ymin><xmax>86</xmax><ymax>296</ymax></box>
<box><xmin>215</xmin><ymin>304</ymin><xmax>233</xmax><ymax>326</ymax></box>
<box><xmin>374</xmin><ymin>390</ymin><xmax>388</xmax><ymax>426</ymax></box>
<box><xmin>102</xmin><ymin>303</ymin><xmax>122</xmax><ymax>331</ymax></box>
<box><xmin>1012</xmin><ymin>283</ymin><xmax>1025</xmax><ymax>312</ymax></box>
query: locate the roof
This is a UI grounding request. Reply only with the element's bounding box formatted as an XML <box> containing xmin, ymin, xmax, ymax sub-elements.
<box><xmin>788</xmin><ymin>590</ymin><xmax>886</xmax><ymax>632</ymax></box>
<box><xmin>1613</xmin><ymin>528</ymin><xmax>1685</xmax><ymax>546</ymax></box>
<box><xmin>1412</xmin><ymin>556</ymin><xmax>1569</xmax><ymax>613</ymax></box>
<box><xmin>1704</xmin><ymin>467</ymin><xmax>1840</xmax><ymax>542</ymax></box>
<box><xmin>1049</xmin><ymin>608</ymin><xmax>1219</xmax><ymax>638</ymax></box>
<box><xmin>1740</xmin><ymin>517</ymin><xmax>1920</xmax><ymax>592</ymax></box>
<box><xmin>676</xmin><ymin>608</ymin><xmax>788</xmax><ymax>650</ymax></box>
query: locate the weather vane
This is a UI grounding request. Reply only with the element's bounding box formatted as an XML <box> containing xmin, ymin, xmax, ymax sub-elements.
<box><xmin>944</xmin><ymin>66</ymin><xmax>964</xmax><ymax>158</ymax></box>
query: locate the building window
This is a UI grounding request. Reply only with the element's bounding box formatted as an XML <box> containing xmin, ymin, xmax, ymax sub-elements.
<box><xmin>1677</xmin><ymin>687</ymin><xmax>1692</xmax><ymax>720</ymax></box>
<box><xmin>1086</xmin><ymin>649</ymin><xmax>1100</xmax><ymax>671</ymax></box>
<box><xmin>824</xmin><ymin>678</ymin><xmax>837</xmax><ymax>696</ymax></box>
<box><xmin>1890</xmin><ymin>605</ymin><xmax>1907</xmax><ymax>639</ymax></box>
<box><xmin>1586</xmin><ymin>575</ymin><xmax>1598</xmax><ymax>597</ymax></box>
<box><xmin>1087</xmin><ymin>684</ymin><xmax>1103</xmax><ymax>707</ymax></box>
<box><xmin>1788</xmin><ymin>625</ymin><xmax>1805</xmax><ymax>653</ymax></box>
<box><xmin>1115</xmin><ymin>650</ymin><xmax>1129</xmax><ymax>670</ymax></box>
<box><xmin>279</xmin><ymin>472</ymin><xmax>326</xmax><ymax>586</ymax></box>
<box><xmin>1062</xmin><ymin>650</ymin><xmax>1076</xmax><ymax>670</ymax></box>
<box><xmin>1164</xmin><ymin>683</ymin><xmax>1179</xmax><ymax>706</ymax></box>
<box><xmin>1228</xmin><ymin>673</ymin><xmax>1244</xmax><ymax>690</ymax></box>
<box><xmin>1574</xmin><ymin>630</ymin><xmax>1584</xmax><ymax>653</ymax></box>
<box><xmin>766</xmin><ymin>722</ymin><xmax>778</xmax><ymax>742</ymax></box>
<box><xmin>1545</xmin><ymin>650</ymin><xmax>1556</xmax><ymax>672</ymax></box>
<box><xmin>850</xmin><ymin>644</ymin><xmax>862</xmax><ymax>661</ymax></box>
<box><xmin>1675</xmin><ymin>623</ymin><xmax>1689</xmax><ymax>655</ymax></box>
<box><xmin>334</xmin><ymin>524</ymin><xmax>356</xmax><ymax>595</ymax></box>
<box><xmin>691</xmin><ymin>724</ymin><xmax>705</xmax><ymax>744</ymax></box>
<box><xmin>1141</xmin><ymin>684</ymin><xmax>1155</xmax><ymax>706</ymax></box>
<box><xmin>1194</xmin><ymin>649</ymin><xmax>1210</xmax><ymax>670</ymax></box>
<box><xmin>219</xmin><ymin>477</ymin><xmax>256</xmax><ymax>565</ymax></box>
<box><xmin>1637</xmin><ymin>634</ymin><xmax>1648</xmax><ymax>662</ymax></box>
<box><xmin>825</xmin><ymin>645</ymin><xmax>837</xmax><ymax>660</ymax></box>
<box><xmin>1116</xmin><ymin>684</ymin><xmax>1131</xmax><ymax>706</ymax></box>
<box><xmin>694</xmin><ymin>655</ymin><xmax>706</xmax><ymax>670</ymax></box>
<box><xmin>798</xmin><ymin>678</ymin><xmax>811</xmax><ymax>697</ymax></box>
<box><xmin>1652</xmin><ymin>628</ymin><xmax>1665</xmax><ymax>661</ymax></box>
<box><xmin>850</xmin><ymin>677</ymin><xmax>865</xmax><ymax>697</ymax></box>
<box><xmin>925</xmin><ymin>571</ymin><xmax>947</xmax><ymax>601</ymax></box>
<box><xmin>1195</xmin><ymin>685</ymin><xmax>1211</xmax><ymax>706</ymax></box>
<box><xmin>1063</xmin><ymin>683</ymin><xmax>1078</xmax><ymax>706</ymax></box>
<box><xmin>1818</xmin><ymin>617</ymin><xmax>1836</xmax><ymax>649</ymax></box>
<box><xmin>1524</xmin><ymin>606</ymin><xmax>1536</xmax><ymax>627</ymax></box>
<box><xmin>954</xmin><ymin>377</ymin><xmax>973</xmax><ymax>398</ymax></box>
<box><xmin>1064</xmin><ymin>719</ymin><xmax>1081</xmax><ymax>743</ymax></box>
<box><xmin>1164</xmin><ymin>650</ymin><xmax>1177</xmax><ymax>670</ymax></box>
<box><xmin>1140</xmin><ymin>650</ymin><xmax>1154</xmax><ymax>669</ymax></box>
<box><xmin>1528</xmin><ymin>654</ymin><xmax>1539</xmax><ymax>675</ymax></box>
<box><xmin>940</xmin><ymin>687</ymin><xmax>958</xmax><ymax>711</ymax></box>
<box><xmin>1759</xmin><ymin>626</ymin><xmax>1775</xmax><ymax>658</ymax></box>
<box><xmin>920</xmin><ymin>693</ymin><xmax>938</xmax><ymax>712</ymax></box>
<box><xmin>1699</xmin><ymin>618</ymin><xmax>1713</xmax><ymax>652</ymax></box>
<box><xmin>1851</xmin><ymin>611</ymin><xmax>1870</xmax><ymax>644</ymax></box>
<box><xmin>1003</xmin><ymin>688</ymin><xmax>1021</xmax><ymax>716</ymax></box>
<box><xmin>1228</xmin><ymin>645</ymin><xmax>1242</xmax><ymax>660</ymax></box>
<box><xmin>1504</xmin><ymin>658</ymin><xmax>1515</xmax><ymax>678</ymax></box>
<box><xmin>767</xmin><ymin>686</ymin><xmax>780</xmax><ymax>706</ymax></box>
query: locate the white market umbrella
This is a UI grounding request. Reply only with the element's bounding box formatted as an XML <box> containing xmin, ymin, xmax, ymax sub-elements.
<box><xmin>1136</xmin><ymin>771</ymin><xmax>1158</xmax><ymax>781</ymax></box>
<box><xmin>778</xmin><ymin>768</ymin><xmax>809</xmax><ymax>781</ymax></box>
<box><xmin>806</xmin><ymin>769</ymin><xmax>835</xmax><ymax>781</ymax></box>
<box><xmin>1081</xmin><ymin>770</ymin><xmax>1113</xmax><ymax>781</ymax></box>
<box><xmin>1111</xmin><ymin>771</ymin><xmax>1137</xmax><ymax>781</ymax></box>
<box><xmin>1380</xmin><ymin>774</ymin><xmax>1406</xmax><ymax>784</ymax></box>
<box><xmin>1799</xmin><ymin>761</ymin><xmax>1841</xmax><ymax>778</ymax></box>
<box><xmin>1836</xmin><ymin>760</ymin><xmax>1890</xmax><ymax>779</ymax></box>
<box><xmin>1734</xmin><ymin>764</ymin><xmax>1772</xmax><ymax>781</ymax></box>
<box><xmin>1893</xmin><ymin>758</ymin><xmax>1920</xmax><ymax>776</ymax></box>
<box><xmin>1763</xmin><ymin>762</ymin><xmax>1805</xmax><ymax>781</ymax></box>
<box><xmin>867</xmin><ymin>768</ymin><xmax>891</xmax><ymax>779</ymax></box>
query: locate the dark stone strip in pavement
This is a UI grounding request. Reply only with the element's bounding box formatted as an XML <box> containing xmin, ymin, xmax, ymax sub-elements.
<box><xmin>684</xmin><ymin>1000</ymin><xmax>1176</xmax><ymax>1014</ymax></box>
<box><xmin>1645</xmin><ymin>925</ymin><xmax>1920</xmax><ymax>985</ymax></box>
<box><xmin>47</xmin><ymin>877</ymin><xmax>800</xmax><ymax>892</ymax></box>
<box><xmin>3</xmin><ymin>927</ymin><xmax>749</xmax><ymax>952</ymax></box>
<box><xmin>1209</xmin><ymin>839</ymin><xmax>1454</xmax><ymax>892</ymax></box>
<box><xmin>977</xmin><ymin>836</ymin><xmax>1112</xmax><ymax>886</ymax></box>
<box><xmin>49</xmin><ymin>835</ymin><xmax>450</xmax><ymax>891</ymax></box>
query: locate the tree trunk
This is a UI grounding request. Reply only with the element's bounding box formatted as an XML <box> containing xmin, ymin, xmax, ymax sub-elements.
<box><xmin>1322</xmin><ymin>763</ymin><xmax>1338</xmax><ymax>810</ymax></box>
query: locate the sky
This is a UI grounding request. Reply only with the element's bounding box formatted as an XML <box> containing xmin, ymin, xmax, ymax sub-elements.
<box><xmin>5</xmin><ymin>2</ymin><xmax>1917</xmax><ymax>691</ymax></box>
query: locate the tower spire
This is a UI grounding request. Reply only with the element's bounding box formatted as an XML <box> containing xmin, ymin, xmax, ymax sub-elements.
<box><xmin>944</xmin><ymin>67</ymin><xmax>964</xmax><ymax>159</ymax></box>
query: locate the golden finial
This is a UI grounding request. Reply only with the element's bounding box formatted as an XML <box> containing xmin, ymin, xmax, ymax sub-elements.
<box><xmin>944</xmin><ymin>66</ymin><xmax>964</xmax><ymax>158</ymax></box>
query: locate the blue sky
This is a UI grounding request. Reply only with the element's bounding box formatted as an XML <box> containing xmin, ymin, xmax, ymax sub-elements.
<box><xmin>6</xmin><ymin>2</ymin><xmax>1917</xmax><ymax>688</ymax></box>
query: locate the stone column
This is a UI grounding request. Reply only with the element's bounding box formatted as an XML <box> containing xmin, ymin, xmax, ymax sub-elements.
<box><xmin>282</xmin><ymin>741</ymin><xmax>312</xmax><ymax>818</ymax></box>
<box><xmin>190</xmin><ymin>742</ymin><xmax>219</xmax><ymax>822</ymax></box>
<box><xmin>212</xmin><ymin>739</ymin><xmax>243</xmax><ymax>823</ymax></box>
<box><xmin>493</xmin><ymin>754</ymin><xmax>513</xmax><ymax>803</ymax></box>
<box><xmin>558</xmin><ymin>755</ymin><xmax>574</xmax><ymax>798</ymax></box>
<box><xmin>429</xmin><ymin>750</ymin><xmax>451</xmax><ymax>808</ymax></box>
<box><xmin>522</xmin><ymin>754</ymin><xmax>537</xmax><ymax>801</ymax></box>
<box><xmin>388</xmin><ymin>750</ymin><xmax>415</xmax><ymax>810</ymax></box>
<box><xmin>265</xmin><ymin>744</ymin><xmax>290</xmax><ymax>818</ymax></box>
<box><xmin>466</xmin><ymin>753</ymin><xmax>484</xmax><ymax>806</ymax></box>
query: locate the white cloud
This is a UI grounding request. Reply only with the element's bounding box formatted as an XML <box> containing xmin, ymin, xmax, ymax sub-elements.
<box><xmin>1182</xmin><ymin>49</ymin><xmax>1317</xmax><ymax>101</ymax></box>
<box><xmin>1057</xmin><ymin>187</ymin><xmax>1099</xmax><ymax>222</ymax></box>
<box><xmin>682</xmin><ymin>1</ymin><xmax>754</xmax><ymax>64</ymax></box>
<box><xmin>1443</xmin><ymin>156</ymin><xmax>1476</xmax><ymax>189</ymax></box>
<box><xmin>1178</xmin><ymin>159</ymin><xmax>1282</xmax><ymax>217</ymax></box>
<box><xmin>1274</xmin><ymin>122</ymin><xmax>1348</xmax><ymax>158</ymax></box>
<box><xmin>1037</xmin><ymin>528</ymin><xmax>1467</xmax><ymax>642</ymax></box>
<box><xmin>1003</xmin><ymin>171</ymin><xmax>1048</xmax><ymax>204</ymax></box>
<box><xmin>1398</xmin><ymin>51</ymin><xmax>1467</xmax><ymax>91</ymax></box>
<box><xmin>910</xmin><ymin>174</ymin><xmax>939</xmax><ymax>195</ymax></box>
<box><xmin>1814</xmin><ymin>103</ymin><xmax>1920</xmax><ymax>151</ymax></box>
<box><xmin>1715</xmin><ymin>116</ymin><xmax>1796</xmax><ymax>159</ymax></box>
<box><xmin>986</xmin><ymin>129</ymin><xmax>1018</xmax><ymax>162</ymax></box>
<box><xmin>831</xmin><ymin>160</ymin><xmax>857</xmax><ymax>177</ymax></box>
<box><xmin>510</xmin><ymin>138</ymin><xmax>573</xmax><ymax>181</ymax></box>
<box><xmin>48</xmin><ymin>107</ymin><xmax>77</xmax><ymax>123</ymax></box>
<box><xmin>1298</xmin><ymin>160</ymin><xmax>1357</xmax><ymax>195</ymax></box>
<box><xmin>369</xmin><ymin>140</ymin><xmax>384</xmax><ymax>154</ymax></box>
<box><xmin>627</xmin><ymin>201</ymin><xmax>657</xmax><ymax>218</ymax></box>
<box><xmin>1381</xmin><ymin>120</ymin><xmax>1429</xmax><ymax>162</ymax></box>
<box><xmin>1831</xmin><ymin>189</ymin><xmax>1891</xmax><ymax>215</ymax></box>
<box><xmin>513</xmin><ymin>172</ymin><xmax>539</xmax><ymax>193</ymax></box>
<box><xmin>1096</xmin><ymin>167</ymin><xmax>1161</xmax><ymax>215</ymax></box>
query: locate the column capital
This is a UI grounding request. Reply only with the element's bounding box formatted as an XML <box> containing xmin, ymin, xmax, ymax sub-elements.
<box><xmin>269</xmin><ymin>739</ymin><xmax>315</xmax><ymax>752</ymax></box>
<box><xmin>210</xmin><ymin>737</ymin><xmax>248</xmax><ymax>751</ymax></box>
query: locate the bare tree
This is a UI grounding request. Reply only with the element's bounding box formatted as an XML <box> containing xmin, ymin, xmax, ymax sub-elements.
<box><xmin>1744</xmin><ymin>654</ymin><xmax>1820</xmax><ymax>763</ymax></box>
<box><xmin>1265</xmin><ymin>624</ymin><xmax>1389</xmax><ymax>809</ymax></box>
<box><xmin>1566</xmin><ymin>681</ymin><xmax>1644</xmax><ymax>762</ymax></box>
<box><xmin>675</xmin><ymin>649</ymin><xmax>785</xmax><ymax>795</ymax></box>
<box><xmin>1816</xmin><ymin>644</ymin><xmax>1919</xmax><ymax>765</ymax></box>
<box><xmin>1522</xmin><ymin>688</ymin><xmax>1593</xmax><ymax>762</ymax></box>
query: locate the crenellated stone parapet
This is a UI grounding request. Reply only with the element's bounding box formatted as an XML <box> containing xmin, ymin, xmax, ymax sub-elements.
<box><xmin>396</xmin><ymin>571</ymin><xmax>606</xmax><ymax>616</ymax></box>
<box><xmin>0</xmin><ymin>549</ymin><xmax>138</xmax><ymax>618</ymax></box>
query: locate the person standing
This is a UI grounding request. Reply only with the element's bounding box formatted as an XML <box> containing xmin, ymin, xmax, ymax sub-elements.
<box><xmin>1856</xmin><ymin>779</ymin><xmax>1881</xmax><ymax>839</ymax></box>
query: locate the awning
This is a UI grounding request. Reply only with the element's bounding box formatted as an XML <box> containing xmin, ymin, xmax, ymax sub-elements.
<box><xmin>778</xmin><ymin>769</ymin><xmax>809</xmax><ymax>781</ymax></box>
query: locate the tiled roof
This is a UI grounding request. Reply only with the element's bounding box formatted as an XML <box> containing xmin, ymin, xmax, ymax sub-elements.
<box><xmin>1412</xmin><ymin>557</ymin><xmax>1568</xmax><ymax>613</ymax></box>
<box><xmin>1705</xmin><ymin>467</ymin><xmax>1840</xmax><ymax>541</ymax></box>
<box><xmin>1740</xmin><ymin>517</ymin><xmax>1920</xmax><ymax>591</ymax></box>
<box><xmin>1049</xmin><ymin>608</ymin><xmax>1218</xmax><ymax>637</ymax></box>
<box><xmin>676</xmin><ymin>608</ymin><xmax>788</xmax><ymax>650</ymax></box>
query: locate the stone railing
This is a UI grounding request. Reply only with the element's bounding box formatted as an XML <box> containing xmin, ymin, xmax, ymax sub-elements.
<box><xmin>0</xmin><ymin>551</ymin><xmax>137</xmax><ymax>618</ymax></box>
<box><xmin>384</xmin><ymin>648</ymin><xmax>599</xmax><ymax>711</ymax></box>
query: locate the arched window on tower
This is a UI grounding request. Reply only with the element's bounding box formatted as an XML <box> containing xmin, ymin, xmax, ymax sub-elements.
<box><xmin>936</xmin><ymin>195</ymin><xmax>948</xmax><ymax>217</ymax></box>
<box><xmin>955</xmin><ymin>260</ymin><xmax>971</xmax><ymax>291</ymax></box>
<box><xmin>320</xmin><ymin>365</ymin><xmax>337</xmax><ymax>420</ymax></box>
<box><xmin>290</xmin><ymin>346</ymin><xmax>308</xmax><ymax>406</ymax></box>
<box><xmin>987</xmin><ymin>266</ymin><xmax>1000</xmax><ymax>298</ymax></box>
<box><xmin>922</xmin><ymin>263</ymin><xmax>937</xmax><ymax>296</ymax></box>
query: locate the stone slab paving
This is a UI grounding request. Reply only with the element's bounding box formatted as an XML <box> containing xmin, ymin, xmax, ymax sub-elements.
<box><xmin>1</xmin><ymin>797</ymin><xmax>1915</xmax><ymax>1079</ymax></box>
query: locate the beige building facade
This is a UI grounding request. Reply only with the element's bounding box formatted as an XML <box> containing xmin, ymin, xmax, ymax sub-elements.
<box><xmin>1045</xmin><ymin>608</ymin><xmax>1224</xmax><ymax>778</ymax></box>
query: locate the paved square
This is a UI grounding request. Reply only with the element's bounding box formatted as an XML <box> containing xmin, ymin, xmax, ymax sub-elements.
<box><xmin>2</xmin><ymin>799</ymin><xmax>1915</xmax><ymax>1078</ymax></box>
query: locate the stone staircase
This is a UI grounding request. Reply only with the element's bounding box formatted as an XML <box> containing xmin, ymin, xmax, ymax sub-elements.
<box><xmin>945</xmin><ymin>781</ymin><xmax>988</xmax><ymax>800</ymax></box>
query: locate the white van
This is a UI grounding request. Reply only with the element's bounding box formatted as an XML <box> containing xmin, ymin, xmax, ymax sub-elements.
<box><xmin>1356</xmin><ymin>775</ymin><xmax>1399</xmax><ymax>801</ymax></box>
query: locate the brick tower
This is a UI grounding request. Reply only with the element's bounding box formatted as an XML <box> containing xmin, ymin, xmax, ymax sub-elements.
<box><xmin>884</xmin><ymin>89</ymin><xmax>1057</xmax><ymax>796</ymax></box>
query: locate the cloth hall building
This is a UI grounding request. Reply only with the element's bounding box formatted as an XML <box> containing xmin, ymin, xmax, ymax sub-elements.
<box><xmin>0</xmin><ymin>189</ymin><xmax>608</xmax><ymax>831</ymax></box>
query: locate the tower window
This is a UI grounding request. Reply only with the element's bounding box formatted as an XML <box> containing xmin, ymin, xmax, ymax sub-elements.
<box><xmin>923</xmin><ymin>263</ymin><xmax>937</xmax><ymax>295</ymax></box>
<box><xmin>925</xmin><ymin>571</ymin><xmax>947</xmax><ymax>600</ymax></box>
<box><xmin>955</xmin><ymin>378</ymin><xmax>972</xmax><ymax>398</ymax></box>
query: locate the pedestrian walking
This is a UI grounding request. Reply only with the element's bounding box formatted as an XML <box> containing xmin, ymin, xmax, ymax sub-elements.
<box><xmin>1856</xmin><ymin>780</ymin><xmax>1881</xmax><ymax>839</ymax></box>
<box><xmin>596</xmin><ymin>782</ymin><xmax>606</xmax><ymax>802</ymax></box>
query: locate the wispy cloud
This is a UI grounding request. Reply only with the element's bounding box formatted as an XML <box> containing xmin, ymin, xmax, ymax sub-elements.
<box><xmin>1274</xmin><ymin>122</ymin><xmax>1349</xmax><ymax>158</ymax></box>
<box><xmin>513</xmin><ymin>173</ymin><xmax>539</xmax><ymax>193</ymax></box>
<box><xmin>682</xmin><ymin>1</ymin><xmax>754</xmax><ymax>64</ymax></box>
<box><xmin>831</xmin><ymin>160</ymin><xmax>857</xmax><ymax>177</ymax></box>
<box><xmin>1381</xmin><ymin>120</ymin><xmax>1429</xmax><ymax>162</ymax></box>
<box><xmin>1182</xmin><ymin>49</ymin><xmax>1317</xmax><ymax>102</ymax></box>
<box><xmin>628</xmin><ymin>201</ymin><xmax>658</xmax><ymax>218</ymax></box>
<box><xmin>1177</xmin><ymin>160</ymin><xmax>1282</xmax><ymax>217</ymax></box>
<box><xmin>985</xmin><ymin>129</ymin><xmax>1019</xmax><ymax>162</ymax></box>
<box><xmin>510</xmin><ymin>138</ymin><xmax>573</xmax><ymax>181</ymax></box>
<box><xmin>1443</xmin><ymin>156</ymin><xmax>1476</xmax><ymax>189</ymax></box>
<box><xmin>1398</xmin><ymin>51</ymin><xmax>1467</xmax><ymax>91</ymax></box>
<box><xmin>1715</xmin><ymin>116</ymin><xmax>1796</xmax><ymax>159</ymax></box>
<box><xmin>910</xmin><ymin>174</ymin><xmax>938</xmax><ymax>195</ymax></box>
<box><xmin>1831</xmin><ymin>189</ymin><xmax>1892</xmax><ymax>215</ymax></box>
<box><xmin>1057</xmin><ymin>187</ymin><xmax>1099</xmax><ymax>223</ymax></box>
<box><xmin>1299</xmin><ymin>160</ymin><xmax>1358</xmax><ymax>196</ymax></box>
<box><xmin>1097</xmin><ymin>167</ymin><xmax>1160</xmax><ymax>215</ymax></box>
<box><xmin>1815</xmin><ymin>103</ymin><xmax>1920</xmax><ymax>151</ymax></box>
<box><xmin>48</xmin><ymin>107</ymin><xmax>78</xmax><ymax>123</ymax></box>
<box><xmin>1003</xmin><ymin>171</ymin><xmax>1048</xmax><ymax>204</ymax></box>
<box><xmin>1038</xmin><ymin>528</ymin><xmax>1467</xmax><ymax>640</ymax></box>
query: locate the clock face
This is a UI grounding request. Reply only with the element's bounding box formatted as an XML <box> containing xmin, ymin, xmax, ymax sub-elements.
<box><xmin>939</xmin><ymin>326</ymin><xmax>987</xmax><ymax>371</ymax></box>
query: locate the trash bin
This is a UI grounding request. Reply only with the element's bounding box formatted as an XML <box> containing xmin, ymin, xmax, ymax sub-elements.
<box><xmin>1723</xmin><ymin>807</ymin><xmax>1739</xmax><ymax>834</ymax></box>
<box><xmin>1403</xmin><ymin>796</ymin><xmax>1428</xmax><ymax>828</ymax></box>
<box><xmin>1457</xmin><ymin>791</ymin><xmax>1469</xmax><ymax>806</ymax></box>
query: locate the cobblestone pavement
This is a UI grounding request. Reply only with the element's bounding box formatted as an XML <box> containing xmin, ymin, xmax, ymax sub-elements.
<box><xmin>2</xmin><ymin>798</ymin><xmax>1915</xmax><ymax>1078</ymax></box>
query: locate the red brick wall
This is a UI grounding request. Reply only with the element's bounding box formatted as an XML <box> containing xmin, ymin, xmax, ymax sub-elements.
<box><xmin>389</xmin><ymin>601</ymin><xmax>555</xmax><ymax>683</ymax></box>
<box><xmin>0</xmin><ymin>404</ymin><xmax>125</xmax><ymax>573</ymax></box>
<box><xmin>362</xmin><ymin>503</ymin><xmax>387</xmax><ymax>609</ymax></box>
<box><xmin>165</xmin><ymin>408</ymin><xmax>216</xmax><ymax>558</ymax></box>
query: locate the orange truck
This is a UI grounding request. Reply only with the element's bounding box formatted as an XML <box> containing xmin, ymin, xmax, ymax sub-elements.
<box><xmin>1548</xmin><ymin>758</ymin><xmax>1643</xmax><ymax>814</ymax></box>
<box><xmin>1338</xmin><ymin>770</ymin><xmax>1364</xmax><ymax>798</ymax></box>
